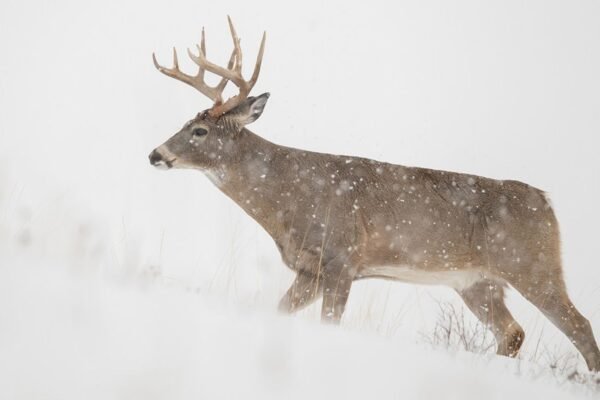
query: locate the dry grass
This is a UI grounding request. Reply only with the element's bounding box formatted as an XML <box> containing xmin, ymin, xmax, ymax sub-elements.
<box><xmin>419</xmin><ymin>300</ymin><xmax>600</xmax><ymax>394</ymax></box>
<box><xmin>420</xmin><ymin>300</ymin><xmax>495</xmax><ymax>354</ymax></box>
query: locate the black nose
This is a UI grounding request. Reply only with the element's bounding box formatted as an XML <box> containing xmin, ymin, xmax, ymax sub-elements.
<box><xmin>149</xmin><ymin>149</ymin><xmax>162</xmax><ymax>165</ymax></box>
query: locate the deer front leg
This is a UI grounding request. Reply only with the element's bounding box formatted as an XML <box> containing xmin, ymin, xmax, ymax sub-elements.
<box><xmin>321</xmin><ymin>262</ymin><xmax>355</xmax><ymax>324</ymax></box>
<box><xmin>278</xmin><ymin>271</ymin><xmax>323</xmax><ymax>314</ymax></box>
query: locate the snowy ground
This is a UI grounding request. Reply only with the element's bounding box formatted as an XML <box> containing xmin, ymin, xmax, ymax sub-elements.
<box><xmin>1</xmin><ymin>0</ymin><xmax>600</xmax><ymax>398</ymax></box>
<box><xmin>1</xmin><ymin>246</ymin><xmax>599</xmax><ymax>400</ymax></box>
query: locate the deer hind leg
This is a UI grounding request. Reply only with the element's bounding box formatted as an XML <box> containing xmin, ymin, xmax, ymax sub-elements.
<box><xmin>278</xmin><ymin>271</ymin><xmax>323</xmax><ymax>314</ymax></box>
<box><xmin>458</xmin><ymin>279</ymin><xmax>524</xmax><ymax>357</ymax></box>
<box><xmin>508</xmin><ymin>265</ymin><xmax>600</xmax><ymax>372</ymax></box>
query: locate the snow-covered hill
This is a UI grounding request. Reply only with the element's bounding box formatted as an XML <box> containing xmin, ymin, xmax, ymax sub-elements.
<box><xmin>1</xmin><ymin>248</ymin><xmax>598</xmax><ymax>400</ymax></box>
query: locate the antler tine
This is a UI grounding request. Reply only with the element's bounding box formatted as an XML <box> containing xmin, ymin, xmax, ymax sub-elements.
<box><xmin>200</xmin><ymin>27</ymin><xmax>206</xmax><ymax>57</ymax></box>
<box><xmin>197</xmin><ymin>28</ymin><xmax>206</xmax><ymax>81</ymax></box>
<box><xmin>214</xmin><ymin>49</ymin><xmax>237</xmax><ymax>101</ymax></box>
<box><xmin>248</xmin><ymin>31</ymin><xmax>266</xmax><ymax>88</ymax></box>
<box><xmin>227</xmin><ymin>15</ymin><xmax>243</xmax><ymax>75</ymax></box>
<box><xmin>172</xmin><ymin>47</ymin><xmax>179</xmax><ymax>69</ymax></box>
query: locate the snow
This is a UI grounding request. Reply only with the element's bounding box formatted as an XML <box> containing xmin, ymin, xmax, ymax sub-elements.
<box><xmin>0</xmin><ymin>251</ymin><xmax>596</xmax><ymax>400</ymax></box>
<box><xmin>1</xmin><ymin>0</ymin><xmax>600</xmax><ymax>398</ymax></box>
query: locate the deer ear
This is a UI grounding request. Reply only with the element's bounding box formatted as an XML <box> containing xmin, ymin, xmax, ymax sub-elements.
<box><xmin>240</xmin><ymin>92</ymin><xmax>270</xmax><ymax>125</ymax></box>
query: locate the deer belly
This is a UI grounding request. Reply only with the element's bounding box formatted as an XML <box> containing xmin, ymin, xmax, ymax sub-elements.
<box><xmin>358</xmin><ymin>265</ymin><xmax>482</xmax><ymax>290</ymax></box>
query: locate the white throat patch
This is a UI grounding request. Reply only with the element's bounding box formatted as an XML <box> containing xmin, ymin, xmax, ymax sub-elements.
<box><xmin>204</xmin><ymin>170</ymin><xmax>224</xmax><ymax>187</ymax></box>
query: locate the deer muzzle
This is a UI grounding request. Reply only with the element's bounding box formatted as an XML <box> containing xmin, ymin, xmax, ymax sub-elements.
<box><xmin>149</xmin><ymin>148</ymin><xmax>174</xmax><ymax>170</ymax></box>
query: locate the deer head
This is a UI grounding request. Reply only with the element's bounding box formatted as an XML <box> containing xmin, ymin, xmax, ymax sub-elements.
<box><xmin>149</xmin><ymin>16</ymin><xmax>269</xmax><ymax>170</ymax></box>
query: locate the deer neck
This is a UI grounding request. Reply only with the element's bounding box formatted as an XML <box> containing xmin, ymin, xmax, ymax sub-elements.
<box><xmin>204</xmin><ymin>130</ymin><xmax>287</xmax><ymax>232</ymax></box>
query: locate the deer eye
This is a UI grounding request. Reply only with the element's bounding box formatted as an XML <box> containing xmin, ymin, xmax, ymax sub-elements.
<box><xmin>192</xmin><ymin>127</ymin><xmax>208</xmax><ymax>137</ymax></box>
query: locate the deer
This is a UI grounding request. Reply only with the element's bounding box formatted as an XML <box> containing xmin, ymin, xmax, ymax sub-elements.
<box><xmin>149</xmin><ymin>17</ymin><xmax>600</xmax><ymax>372</ymax></box>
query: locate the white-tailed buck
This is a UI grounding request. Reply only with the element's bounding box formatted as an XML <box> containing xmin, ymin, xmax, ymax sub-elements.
<box><xmin>149</xmin><ymin>17</ymin><xmax>600</xmax><ymax>371</ymax></box>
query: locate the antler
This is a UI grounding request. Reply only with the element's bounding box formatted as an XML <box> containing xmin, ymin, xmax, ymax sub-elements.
<box><xmin>153</xmin><ymin>16</ymin><xmax>266</xmax><ymax>118</ymax></box>
<box><xmin>152</xmin><ymin>28</ymin><xmax>236</xmax><ymax>106</ymax></box>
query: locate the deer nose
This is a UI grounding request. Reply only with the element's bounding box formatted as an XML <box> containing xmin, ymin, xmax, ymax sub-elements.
<box><xmin>149</xmin><ymin>149</ymin><xmax>163</xmax><ymax>166</ymax></box>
